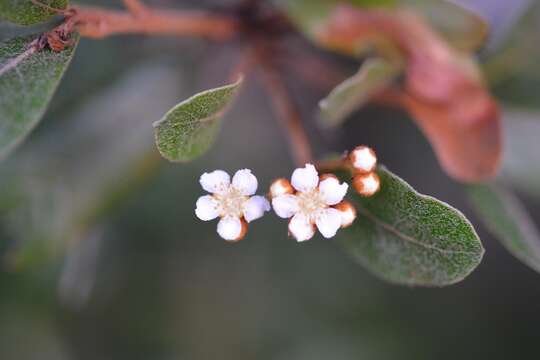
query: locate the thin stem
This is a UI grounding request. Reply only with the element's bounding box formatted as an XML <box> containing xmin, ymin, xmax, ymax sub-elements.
<box><xmin>70</xmin><ymin>5</ymin><xmax>239</xmax><ymax>40</ymax></box>
<box><xmin>258</xmin><ymin>59</ymin><xmax>313</xmax><ymax>166</ymax></box>
<box><xmin>315</xmin><ymin>158</ymin><xmax>351</xmax><ymax>174</ymax></box>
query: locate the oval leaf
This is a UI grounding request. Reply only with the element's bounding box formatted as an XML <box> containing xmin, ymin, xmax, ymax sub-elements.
<box><xmin>319</xmin><ymin>57</ymin><xmax>401</xmax><ymax>127</ymax></box>
<box><xmin>500</xmin><ymin>109</ymin><xmax>540</xmax><ymax>198</ymax></box>
<box><xmin>340</xmin><ymin>167</ymin><xmax>484</xmax><ymax>286</ymax></box>
<box><xmin>0</xmin><ymin>0</ymin><xmax>68</xmax><ymax>26</ymax></box>
<box><xmin>153</xmin><ymin>77</ymin><xmax>243</xmax><ymax>162</ymax></box>
<box><xmin>0</xmin><ymin>34</ymin><xmax>78</xmax><ymax>160</ymax></box>
<box><xmin>468</xmin><ymin>182</ymin><xmax>540</xmax><ymax>273</ymax></box>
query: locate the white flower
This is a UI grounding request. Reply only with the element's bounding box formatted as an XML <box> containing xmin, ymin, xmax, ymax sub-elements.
<box><xmin>271</xmin><ymin>164</ymin><xmax>355</xmax><ymax>242</ymax></box>
<box><xmin>195</xmin><ymin>169</ymin><xmax>270</xmax><ymax>241</ymax></box>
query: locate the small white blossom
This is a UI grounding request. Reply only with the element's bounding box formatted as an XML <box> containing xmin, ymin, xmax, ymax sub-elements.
<box><xmin>271</xmin><ymin>164</ymin><xmax>354</xmax><ymax>242</ymax></box>
<box><xmin>195</xmin><ymin>169</ymin><xmax>270</xmax><ymax>241</ymax></box>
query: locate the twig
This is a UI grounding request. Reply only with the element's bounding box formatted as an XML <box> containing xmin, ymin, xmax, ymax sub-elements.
<box><xmin>315</xmin><ymin>158</ymin><xmax>351</xmax><ymax>174</ymax></box>
<box><xmin>122</xmin><ymin>0</ymin><xmax>148</xmax><ymax>16</ymax></box>
<box><xmin>258</xmin><ymin>58</ymin><xmax>313</xmax><ymax>166</ymax></box>
<box><xmin>70</xmin><ymin>5</ymin><xmax>239</xmax><ymax>40</ymax></box>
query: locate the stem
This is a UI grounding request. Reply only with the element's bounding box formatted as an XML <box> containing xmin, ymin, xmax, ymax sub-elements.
<box><xmin>315</xmin><ymin>158</ymin><xmax>351</xmax><ymax>174</ymax></box>
<box><xmin>70</xmin><ymin>5</ymin><xmax>239</xmax><ymax>40</ymax></box>
<box><xmin>258</xmin><ymin>59</ymin><xmax>313</xmax><ymax>166</ymax></box>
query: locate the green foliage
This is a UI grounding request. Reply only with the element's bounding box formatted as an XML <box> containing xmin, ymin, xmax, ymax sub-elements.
<box><xmin>468</xmin><ymin>182</ymin><xmax>540</xmax><ymax>273</ymax></box>
<box><xmin>340</xmin><ymin>167</ymin><xmax>484</xmax><ymax>286</ymax></box>
<box><xmin>280</xmin><ymin>0</ymin><xmax>486</xmax><ymax>52</ymax></box>
<box><xmin>319</xmin><ymin>58</ymin><xmax>400</xmax><ymax>126</ymax></box>
<box><xmin>0</xmin><ymin>0</ymin><xmax>68</xmax><ymax>26</ymax></box>
<box><xmin>153</xmin><ymin>76</ymin><xmax>243</xmax><ymax>162</ymax></box>
<box><xmin>0</xmin><ymin>65</ymin><xmax>182</xmax><ymax>266</ymax></box>
<box><xmin>500</xmin><ymin>109</ymin><xmax>540</xmax><ymax>198</ymax></box>
<box><xmin>485</xmin><ymin>2</ymin><xmax>540</xmax><ymax>107</ymax></box>
<box><xmin>0</xmin><ymin>34</ymin><xmax>78</xmax><ymax>160</ymax></box>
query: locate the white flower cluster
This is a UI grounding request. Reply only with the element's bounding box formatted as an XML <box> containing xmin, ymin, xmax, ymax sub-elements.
<box><xmin>194</xmin><ymin>146</ymin><xmax>380</xmax><ymax>242</ymax></box>
<box><xmin>195</xmin><ymin>169</ymin><xmax>270</xmax><ymax>241</ymax></box>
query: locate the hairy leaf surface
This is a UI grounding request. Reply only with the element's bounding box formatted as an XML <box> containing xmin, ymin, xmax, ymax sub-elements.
<box><xmin>340</xmin><ymin>167</ymin><xmax>484</xmax><ymax>286</ymax></box>
<box><xmin>468</xmin><ymin>182</ymin><xmax>540</xmax><ymax>273</ymax></box>
<box><xmin>153</xmin><ymin>77</ymin><xmax>243</xmax><ymax>162</ymax></box>
<box><xmin>0</xmin><ymin>34</ymin><xmax>78</xmax><ymax>160</ymax></box>
<box><xmin>0</xmin><ymin>0</ymin><xmax>68</xmax><ymax>25</ymax></box>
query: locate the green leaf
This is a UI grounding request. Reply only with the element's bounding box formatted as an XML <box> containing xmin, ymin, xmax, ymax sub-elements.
<box><xmin>339</xmin><ymin>167</ymin><xmax>484</xmax><ymax>286</ymax></box>
<box><xmin>0</xmin><ymin>34</ymin><xmax>78</xmax><ymax>160</ymax></box>
<box><xmin>279</xmin><ymin>0</ymin><xmax>486</xmax><ymax>52</ymax></box>
<box><xmin>0</xmin><ymin>64</ymin><xmax>184</xmax><ymax>267</ymax></box>
<box><xmin>499</xmin><ymin>109</ymin><xmax>540</xmax><ymax>198</ymax></box>
<box><xmin>153</xmin><ymin>76</ymin><xmax>243</xmax><ymax>162</ymax></box>
<box><xmin>319</xmin><ymin>58</ymin><xmax>400</xmax><ymax>126</ymax></box>
<box><xmin>0</xmin><ymin>0</ymin><xmax>68</xmax><ymax>26</ymax></box>
<box><xmin>467</xmin><ymin>182</ymin><xmax>540</xmax><ymax>273</ymax></box>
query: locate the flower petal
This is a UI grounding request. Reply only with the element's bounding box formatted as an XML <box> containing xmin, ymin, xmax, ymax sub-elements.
<box><xmin>195</xmin><ymin>195</ymin><xmax>220</xmax><ymax>221</ymax></box>
<box><xmin>289</xmin><ymin>213</ymin><xmax>315</xmax><ymax>242</ymax></box>
<box><xmin>318</xmin><ymin>177</ymin><xmax>348</xmax><ymax>205</ymax></box>
<box><xmin>315</xmin><ymin>208</ymin><xmax>342</xmax><ymax>238</ymax></box>
<box><xmin>272</xmin><ymin>194</ymin><xmax>299</xmax><ymax>218</ymax></box>
<box><xmin>291</xmin><ymin>163</ymin><xmax>319</xmax><ymax>192</ymax></box>
<box><xmin>243</xmin><ymin>195</ymin><xmax>270</xmax><ymax>223</ymax></box>
<box><xmin>232</xmin><ymin>169</ymin><xmax>258</xmax><ymax>196</ymax></box>
<box><xmin>217</xmin><ymin>216</ymin><xmax>244</xmax><ymax>241</ymax></box>
<box><xmin>200</xmin><ymin>170</ymin><xmax>230</xmax><ymax>194</ymax></box>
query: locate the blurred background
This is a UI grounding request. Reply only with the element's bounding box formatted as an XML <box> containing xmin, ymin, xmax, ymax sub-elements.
<box><xmin>1</xmin><ymin>0</ymin><xmax>540</xmax><ymax>359</ymax></box>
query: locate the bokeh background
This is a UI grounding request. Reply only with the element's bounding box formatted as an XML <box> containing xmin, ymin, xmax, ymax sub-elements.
<box><xmin>1</xmin><ymin>0</ymin><xmax>540</xmax><ymax>359</ymax></box>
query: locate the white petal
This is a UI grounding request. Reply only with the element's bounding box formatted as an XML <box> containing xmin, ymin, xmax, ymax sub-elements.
<box><xmin>195</xmin><ymin>195</ymin><xmax>220</xmax><ymax>221</ymax></box>
<box><xmin>232</xmin><ymin>169</ymin><xmax>258</xmax><ymax>196</ymax></box>
<box><xmin>318</xmin><ymin>177</ymin><xmax>348</xmax><ymax>206</ymax></box>
<box><xmin>289</xmin><ymin>213</ymin><xmax>315</xmax><ymax>242</ymax></box>
<box><xmin>315</xmin><ymin>208</ymin><xmax>342</xmax><ymax>238</ymax></box>
<box><xmin>291</xmin><ymin>163</ymin><xmax>319</xmax><ymax>192</ymax></box>
<box><xmin>217</xmin><ymin>217</ymin><xmax>243</xmax><ymax>241</ymax></box>
<box><xmin>243</xmin><ymin>195</ymin><xmax>270</xmax><ymax>223</ymax></box>
<box><xmin>272</xmin><ymin>194</ymin><xmax>300</xmax><ymax>218</ymax></box>
<box><xmin>200</xmin><ymin>170</ymin><xmax>230</xmax><ymax>194</ymax></box>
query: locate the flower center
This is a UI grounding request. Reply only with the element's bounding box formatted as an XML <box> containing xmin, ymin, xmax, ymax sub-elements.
<box><xmin>296</xmin><ymin>189</ymin><xmax>327</xmax><ymax>221</ymax></box>
<box><xmin>215</xmin><ymin>187</ymin><xmax>248</xmax><ymax>218</ymax></box>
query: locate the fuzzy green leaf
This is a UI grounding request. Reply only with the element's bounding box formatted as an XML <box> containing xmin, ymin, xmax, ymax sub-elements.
<box><xmin>153</xmin><ymin>77</ymin><xmax>243</xmax><ymax>162</ymax></box>
<box><xmin>468</xmin><ymin>182</ymin><xmax>540</xmax><ymax>273</ymax></box>
<box><xmin>319</xmin><ymin>58</ymin><xmax>400</xmax><ymax>126</ymax></box>
<box><xmin>0</xmin><ymin>0</ymin><xmax>68</xmax><ymax>26</ymax></box>
<box><xmin>0</xmin><ymin>34</ymin><xmax>78</xmax><ymax>160</ymax></box>
<box><xmin>340</xmin><ymin>167</ymin><xmax>484</xmax><ymax>286</ymax></box>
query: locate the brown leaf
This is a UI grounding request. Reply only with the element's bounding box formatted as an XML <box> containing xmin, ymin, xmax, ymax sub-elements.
<box><xmin>316</xmin><ymin>5</ymin><xmax>502</xmax><ymax>182</ymax></box>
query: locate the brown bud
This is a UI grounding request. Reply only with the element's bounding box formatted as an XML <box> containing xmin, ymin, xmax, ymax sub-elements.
<box><xmin>230</xmin><ymin>219</ymin><xmax>248</xmax><ymax>242</ymax></box>
<box><xmin>353</xmin><ymin>172</ymin><xmax>380</xmax><ymax>197</ymax></box>
<box><xmin>319</xmin><ymin>173</ymin><xmax>339</xmax><ymax>182</ymax></box>
<box><xmin>334</xmin><ymin>201</ymin><xmax>357</xmax><ymax>227</ymax></box>
<box><xmin>349</xmin><ymin>145</ymin><xmax>377</xmax><ymax>174</ymax></box>
<box><xmin>269</xmin><ymin>178</ymin><xmax>294</xmax><ymax>198</ymax></box>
